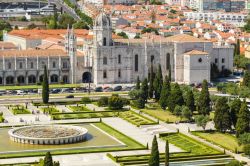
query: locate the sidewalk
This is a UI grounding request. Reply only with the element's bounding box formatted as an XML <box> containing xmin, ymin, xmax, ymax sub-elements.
<box><xmin>103</xmin><ymin>117</ymin><xmax>182</xmax><ymax>153</ymax></box>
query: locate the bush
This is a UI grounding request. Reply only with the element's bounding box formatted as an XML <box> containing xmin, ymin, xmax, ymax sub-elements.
<box><xmin>81</xmin><ymin>97</ymin><xmax>91</xmax><ymax>104</ymax></box>
<box><xmin>238</xmin><ymin>133</ymin><xmax>250</xmax><ymax>145</ymax></box>
<box><xmin>226</xmin><ymin>160</ymin><xmax>243</xmax><ymax>166</ymax></box>
<box><xmin>97</xmin><ymin>97</ymin><xmax>109</xmax><ymax>107</ymax></box>
<box><xmin>108</xmin><ymin>95</ymin><xmax>124</xmax><ymax>110</ymax></box>
<box><xmin>243</xmin><ymin>144</ymin><xmax>250</xmax><ymax>155</ymax></box>
<box><xmin>121</xmin><ymin>98</ymin><xmax>130</xmax><ymax>106</ymax></box>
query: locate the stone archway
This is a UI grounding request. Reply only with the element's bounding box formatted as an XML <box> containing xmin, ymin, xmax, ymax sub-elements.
<box><xmin>82</xmin><ymin>72</ymin><xmax>92</xmax><ymax>83</ymax></box>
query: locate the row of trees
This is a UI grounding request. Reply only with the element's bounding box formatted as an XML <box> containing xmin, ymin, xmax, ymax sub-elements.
<box><xmin>130</xmin><ymin>64</ymin><xmax>211</xmax><ymax>120</ymax></box>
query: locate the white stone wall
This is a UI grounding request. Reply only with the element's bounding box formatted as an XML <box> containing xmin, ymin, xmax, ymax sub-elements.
<box><xmin>184</xmin><ymin>54</ymin><xmax>210</xmax><ymax>84</ymax></box>
<box><xmin>211</xmin><ymin>46</ymin><xmax>234</xmax><ymax>72</ymax></box>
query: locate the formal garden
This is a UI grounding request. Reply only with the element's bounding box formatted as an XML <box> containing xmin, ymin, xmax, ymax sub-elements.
<box><xmin>9</xmin><ymin>105</ymin><xmax>30</xmax><ymax>114</ymax></box>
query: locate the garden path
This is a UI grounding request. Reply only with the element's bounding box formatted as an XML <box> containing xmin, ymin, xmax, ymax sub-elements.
<box><xmin>103</xmin><ymin>117</ymin><xmax>182</xmax><ymax>153</ymax></box>
<box><xmin>0</xmin><ymin>152</ymin><xmax>118</xmax><ymax>166</ymax></box>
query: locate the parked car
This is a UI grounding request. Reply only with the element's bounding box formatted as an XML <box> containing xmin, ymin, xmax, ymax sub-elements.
<box><xmin>66</xmin><ymin>95</ymin><xmax>74</xmax><ymax>98</ymax></box>
<box><xmin>103</xmin><ymin>87</ymin><xmax>113</xmax><ymax>92</ymax></box>
<box><xmin>95</xmin><ymin>87</ymin><xmax>103</xmax><ymax>92</ymax></box>
<box><xmin>113</xmin><ymin>86</ymin><xmax>122</xmax><ymax>91</ymax></box>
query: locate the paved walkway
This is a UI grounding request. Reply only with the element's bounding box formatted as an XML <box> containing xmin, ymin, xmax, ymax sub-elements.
<box><xmin>56</xmin><ymin>105</ymin><xmax>72</xmax><ymax>113</ymax></box>
<box><xmin>0</xmin><ymin>153</ymin><xmax>118</xmax><ymax>166</ymax></box>
<box><xmin>103</xmin><ymin>117</ymin><xmax>182</xmax><ymax>153</ymax></box>
<box><xmin>0</xmin><ymin>105</ymin><xmax>13</xmax><ymax>116</ymax></box>
<box><xmin>86</xmin><ymin>104</ymin><xmax>105</xmax><ymax>111</ymax></box>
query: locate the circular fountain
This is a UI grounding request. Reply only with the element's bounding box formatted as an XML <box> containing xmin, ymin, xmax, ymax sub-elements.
<box><xmin>8</xmin><ymin>125</ymin><xmax>88</xmax><ymax>145</ymax></box>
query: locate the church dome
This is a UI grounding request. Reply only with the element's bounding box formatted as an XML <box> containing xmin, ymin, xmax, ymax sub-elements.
<box><xmin>94</xmin><ymin>12</ymin><xmax>111</xmax><ymax>27</ymax></box>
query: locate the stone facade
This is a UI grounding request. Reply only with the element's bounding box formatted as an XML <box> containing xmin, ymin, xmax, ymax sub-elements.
<box><xmin>1</xmin><ymin>13</ymin><xmax>234</xmax><ymax>86</ymax></box>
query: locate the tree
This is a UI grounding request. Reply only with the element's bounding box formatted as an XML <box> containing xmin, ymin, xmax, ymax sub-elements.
<box><xmin>229</xmin><ymin>99</ymin><xmax>241</xmax><ymax>127</ymax></box>
<box><xmin>181</xmin><ymin>106</ymin><xmax>192</xmax><ymax>121</ymax></box>
<box><xmin>243</xmin><ymin>144</ymin><xmax>250</xmax><ymax>155</ymax></box>
<box><xmin>159</xmin><ymin>76</ymin><xmax>170</xmax><ymax>110</ymax></box>
<box><xmin>58</xmin><ymin>13</ymin><xmax>75</xmax><ymax>29</ymax></box>
<box><xmin>108</xmin><ymin>95</ymin><xmax>124</xmax><ymax>110</ymax></box>
<box><xmin>149</xmin><ymin>64</ymin><xmax>155</xmax><ymax>98</ymax></box>
<box><xmin>153</xmin><ymin>64</ymin><xmax>163</xmax><ymax>101</ymax></box>
<box><xmin>198</xmin><ymin>80</ymin><xmax>211</xmax><ymax>115</ymax></box>
<box><xmin>213</xmin><ymin>97</ymin><xmax>231</xmax><ymax>132</ymax></box>
<box><xmin>165</xmin><ymin>140</ymin><xmax>169</xmax><ymax>166</ymax></box>
<box><xmin>141</xmin><ymin>78</ymin><xmax>149</xmax><ymax>102</ymax></box>
<box><xmin>238</xmin><ymin>133</ymin><xmax>250</xmax><ymax>145</ymax></box>
<box><xmin>195</xmin><ymin>115</ymin><xmax>209</xmax><ymax>130</ymax></box>
<box><xmin>235</xmin><ymin>39</ymin><xmax>240</xmax><ymax>56</ymax></box>
<box><xmin>174</xmin><ymin>105</ymin><xmax>182</xmax><ymax>117</ymax></box>
<box><xmin>236</xmin><ymin>101</ymin><xmax>250</xmax><ymax>136</ymax></box>
<box><xmin>73</xmin><ymin>20</ymin><xmax>89</xmax><ymax>29</ymax></box>
<box><xmin>136</xmin><ymin>76</ymin><xmax>141</xmax><ymax>90</ymax></box>
<box><xmin>184</xmin><ymin>89</ymin><xmax>195</xmax><ymax>112</ymax></box>
<box><xmin>42</xmin><ymin>65</ymin><xmax>49</xmax><ymax>104</ymax></box>
<box><xmin>168</xmin><ymin>83</ymin><xmax>184</xmax><ymax>112</ymax></box>
<box><xmin>117</xmin><ymin>32</ymin><xmax>128</xmax><ymax>39</ymax></box>
<box><xmin>97</xmin><ymin>97</ymin><xmax>109</xmax><ymax>107</ymax></box>
<box><xmin>149</xmin><ymin>135</ymin><xmax>159</xmax><ymax>166</ymax></box>
<box><xmin>0</xmin><ymin>20</ymin><xmax>12</xmax><ymax>40</ymax></box>
<box><xmin>243</xmin><ymin>70</ymin><xmax>250</xmax><ymax>87</ymax></box>
<box><xmin>44</xmin><ymin>152</ymin><xmax>53</xmax><ymax>166</ymax></box>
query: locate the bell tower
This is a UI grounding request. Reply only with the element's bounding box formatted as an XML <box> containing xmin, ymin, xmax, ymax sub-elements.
<box><xmin>93</xmin><ymin>12</ymin><xmax>113</xmax><ymax>47</ymax></box>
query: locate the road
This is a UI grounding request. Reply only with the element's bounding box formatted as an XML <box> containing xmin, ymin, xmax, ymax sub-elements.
<box><xmin>50</xmin><ymin>0</ymin><xmax>81</xmax><ymax>21</ymax></box>
<box><xmin>0</xmin><ymin>93</ymin><xmax>128</xmax><ymax>105</ymax></box>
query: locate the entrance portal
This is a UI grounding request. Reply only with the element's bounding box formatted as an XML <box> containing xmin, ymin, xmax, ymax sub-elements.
<box><xmin>82</xmin><ymin>72</ymin><xmax>92</xmax><ymax>83</ymax></box>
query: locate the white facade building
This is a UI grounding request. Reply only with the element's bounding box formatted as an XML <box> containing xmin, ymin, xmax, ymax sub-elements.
<box><xmin>184</xmin><ymin>11</ymin><xmax>248</xmax><ymax>27</ymax></box>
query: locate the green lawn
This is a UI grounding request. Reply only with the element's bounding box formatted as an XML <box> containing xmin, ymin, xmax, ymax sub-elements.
<box><xmin>119</xmin><ymin>111</ymin><xmax>157</xmax><ymax>126</ymax></box>
<box><xmin>52</xmin><ymin>111</ymin><xmax>119</xmax><ymax>120</ymax></box>
<box><xmin>40</xmin><ymin>107</ymin><xmax>60</xmax><ymax>114</ymax></box>
<box><xmin>192</xmin><ymin>131</ymin><xmax>243</xmax><ymax>152</ymax></box>
<box><xmin>68</xmin><ymin>105</ymin><xmax>92</xmax><ymax>112</ymax></box>
<box><xmin>161</xmin><ymin>133</ymin><xmax>220</xmax><ymax>155</ymax></box>
<box><xmin>10</xmin><ymin>105</ymin><xmax>30</xmax><ymax>115</ymax></box>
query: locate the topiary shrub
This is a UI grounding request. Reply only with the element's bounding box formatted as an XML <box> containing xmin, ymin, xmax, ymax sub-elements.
<box><xmin>97</xmin><ymin>97</ymin><xmax>109</xmax><ymax>107</ymax></box>
<box><xmin>108</xmin><ymin>95</ymin><xmax>123</xmax><ymax>110</ymax></box>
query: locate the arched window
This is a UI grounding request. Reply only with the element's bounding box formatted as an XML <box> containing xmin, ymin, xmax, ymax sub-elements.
<box><xmin>103</xmin><ymin>37</ymin><xmax>107</xmax><ymax>46</ymax></box>
<box><xmin>19</xmin><ymin>62</ymin><xmax>23</xmax><ymax>69</ymax></box>
<box><xmin>30</xmin><ymin>62</ymin><xmax>34</xmax><ymax>69</ymax></box>
<box><xmin>118</xmin><ymin>55</ymin><xmax>121</xmax><ymax>64</ymax></box>
<box><xmin>53</xmin><ymin>61</ymin><xmax>56</xmax><ymax>68</ymax></box>
<box><xmin>151</xmin><ymin>55</ymin><xmax>154</xmax><ymax>63</ymax></box>
<box><xmin>6</xmin><ymin>76</ymin><xmax>14</xmax><ymax>85</ymax></box>
<box><xmin>17</xmin><ymin>75</ymin><xmax>25</xmax><ymax>84</ymax></box>
<box><xmin>63</xmin><ymin>62</ymin><xmax>68</xmax><ymax>68</ymax></box>
<box><xmin>166</xmin><ymin>53</ymin><xmax>170</xmax><ymax>70</ymax></box>
<box><xmin>135</xmin><ymin>54</ymin><xmax>138</xmax><ymax>72</ymax></box>
<box><xmin>103</xmin><ymin>57</ymin><xmax>107</xmax><ymax>65</ymax></box>
<box><xmin>103</xmin><ymin>70</ymin><xmax>107</xmax><ymax>78</ymax></box>
<box><xmin>8</xmin><ymin>62</ymin><xmax>11</xmax><ymax>69</ymax></box>
<box><xmin>118</xmin><ymin>69</ymin><xmax>121</xmax><ymax>78</ymax></box>
<box><xmin>63</xmin><ymin>75</ymin><xmax>68</xmax><ymax>83</ymax></box>
<box><xmin>28</xmin><ymin>75</ymin><xmax>36</xmax><ymax>84</ymax></box>
<box><xmin>50</xmin><ymin>74</ymin><xmax>59</xmax><ymax>83</ymax></box>
<box><xmin>39</xmin><ymin>75</ymin><xmax>44</xmax><ymax>83</ymax></box>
